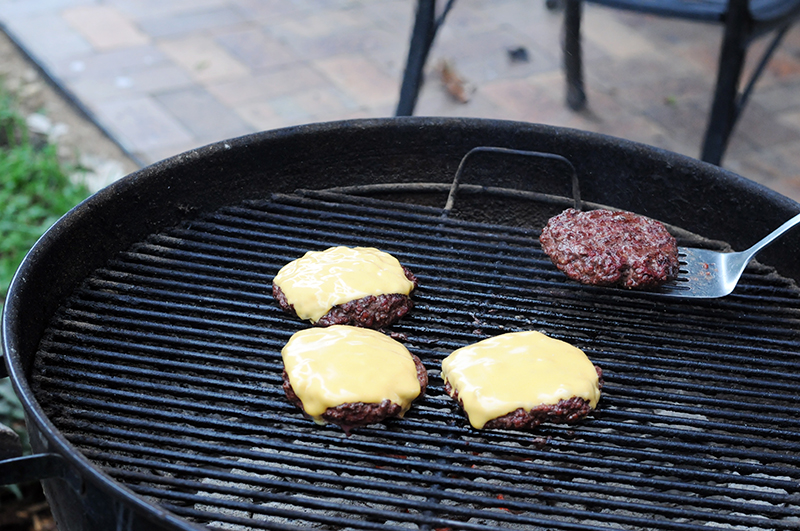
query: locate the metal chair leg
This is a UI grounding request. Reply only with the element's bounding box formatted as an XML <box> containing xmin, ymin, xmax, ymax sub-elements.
<box><xmin>564</xmin><ymin>0</ymin><xmax>587</xmax><ymax>111</ymax></box>
<box><xmin>700</xmin><ymin>0</ymin><xmax>749</xmax><ymax>165</ymax></box>
<box><xmin>396</xmin><ymin>0</ymin><xmax>438</xmax><ymax>116</ymax></box>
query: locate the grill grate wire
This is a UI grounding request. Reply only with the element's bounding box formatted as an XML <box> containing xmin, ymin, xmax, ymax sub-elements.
<box><xmin>33</xmin><ymin>190</ymin><xmax>800</xmax><ymax>530</ymax></box>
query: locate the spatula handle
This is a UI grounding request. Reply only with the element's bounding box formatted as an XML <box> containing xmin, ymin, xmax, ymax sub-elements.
<box><xmin>744</xmin><ymin>212</ymin><xmax>800</xmax><ymax>261</ymax></box>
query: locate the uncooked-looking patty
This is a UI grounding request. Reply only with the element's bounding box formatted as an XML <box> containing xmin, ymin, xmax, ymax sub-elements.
<box><xmin>540</xmin><ymin>208</ymin><xmax>679</xmax><ymax>289</ymax></box>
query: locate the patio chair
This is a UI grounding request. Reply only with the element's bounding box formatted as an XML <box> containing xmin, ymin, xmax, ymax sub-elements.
<box><xmin>395</xmin><ymin>0</ymin><xmax>456</xmax><ymax>118</ymax></box>
<box><xmin>395</xmin><ymin>0</ymin><xmax>800</xmax><ymax>166</ymax></box>
<box><xmin>563</xmin><ymin>0</ymin><xmax>800</xmax><ymax>165</ymax></box>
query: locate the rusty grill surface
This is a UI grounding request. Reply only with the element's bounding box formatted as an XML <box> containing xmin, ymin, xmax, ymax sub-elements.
<box><xmin>32</xmin><ymin>190</ymin><xmax>800</xmax><ymax>530</ymax></box>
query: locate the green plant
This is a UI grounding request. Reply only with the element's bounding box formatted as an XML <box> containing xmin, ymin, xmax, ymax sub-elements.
<box><xmin>0</xmin><ymin>90</ymin><xmax>89</xmax><ymax>301</ymax></box>
<box><xmin>0</xmin><ymin>83</ymin><xmax>89</xmax><ymax>498</ymax></box>
<box><xmin>0</xmin><ymin>378</ymin><xmax>27</xmax><ymax>452</ymax></box>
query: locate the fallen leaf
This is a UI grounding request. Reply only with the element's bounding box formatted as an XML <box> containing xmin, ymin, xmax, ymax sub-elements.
<box><xmin>439</xmin><ymin>59</ymin><xmax>471</xmax><ymax>103</ymax></box>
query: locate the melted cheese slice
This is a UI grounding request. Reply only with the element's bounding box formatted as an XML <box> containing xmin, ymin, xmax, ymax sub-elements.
<box><xmin>273</xmin><ymin>246</ymin><xmax>415</xmax><ymax>323</ymax></box>
<box><xmin>281</xmin><ymin>325</ymin><xmax>422</xmax><ymax>424</ymax></box>
<box><xmin>441</xmin><ymin>331</ymin><xmax>601</xmax><ymax>429</ymax></box>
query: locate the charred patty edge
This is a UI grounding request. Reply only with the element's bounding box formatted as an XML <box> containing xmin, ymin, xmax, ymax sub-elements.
<box><xmin>445</xmin><ymin>365</ymin><xmax>604</xmax><ymax>430</ymax></box>
<box><xmin>282</xmin><ymin>353</ymin><xmax>428</xmax><ymax>434</ymax></box>
<box><xmin>272</xmin><ymin>266</ymin><xmax>418</xmax><ymax>328</ymax></box>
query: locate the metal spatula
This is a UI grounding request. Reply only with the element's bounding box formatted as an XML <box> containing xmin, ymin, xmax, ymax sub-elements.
<box><xmin>658</xmin><ymin>212</ymin><xmax>800</xmax><ymax>298</ymax></box>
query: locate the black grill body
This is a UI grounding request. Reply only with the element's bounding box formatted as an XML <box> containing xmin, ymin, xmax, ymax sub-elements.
<box><xmin>3</xmin><ymin>118</ymin><xmax>800</xmax><ymax>531</ymax></box>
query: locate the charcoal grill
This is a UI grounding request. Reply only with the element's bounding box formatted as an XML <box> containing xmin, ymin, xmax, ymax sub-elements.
<box><xmin>2</xmin><ymin>118</ymin><xmax>800</xmax><ymax>530</ymax></box>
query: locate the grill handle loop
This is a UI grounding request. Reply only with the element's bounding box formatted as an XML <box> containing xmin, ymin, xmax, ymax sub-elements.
<box><xmin>443</xmin><ymin>146</ymin><xmax>582</xmax><ymax>215</ymax></box>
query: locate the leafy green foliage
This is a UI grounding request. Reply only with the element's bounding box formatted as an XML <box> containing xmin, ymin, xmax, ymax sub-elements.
<box><xmin>0</xmin><ymin>83</ymin><xmax>89</xmax><ymax>496</ymax></box>
<box><xmin>0</xmin><ymin>89</ymin><xmax>89</xmax><ymax>301</ymax></box>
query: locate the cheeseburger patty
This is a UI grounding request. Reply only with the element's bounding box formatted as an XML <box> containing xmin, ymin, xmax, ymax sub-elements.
<box><xmin>540</xmin><ymin>208</ymin><xmax>679</xmax><ymax>289</ymax></box>
<box><xmin>445</xmin><ymin>366</ymin><xmax>603</xmax><ymax>430</ymax></box>
<box><xmin>273</xmin><ymin>266</ymin><xmax>417</xmax><ymax>328</ymax></box>
<box><xmin>280</xmin><ymin>325</ymin><xmax>427</xmax><ymax>434</ymax></box>
<box><xmin>441</xmin><ymin>331</ymin><xmax>603</xmax><ymax>430</ymax></box>
<box><xmin>272</xmin><ymin>247</ymin><xmax>418</xmax><ymax>328</ymax></box>
<box><xmin>282</xmin><ymin>356</ymin><xmax>428</xmax><ymax>433</ymax></box>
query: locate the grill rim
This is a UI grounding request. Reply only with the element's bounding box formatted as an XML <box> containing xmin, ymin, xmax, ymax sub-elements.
<box><xmin>3</xmin><ymin>116</ymin><xmax>800</xmax><ymax>531</ymax></box>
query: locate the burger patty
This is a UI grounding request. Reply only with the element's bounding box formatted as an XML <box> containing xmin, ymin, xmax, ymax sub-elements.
<box><xmin>540</xmin><ymin>208</ymin><xmax>679</xmax><ymax>289</ymax></box>
<box><xmin>282</xmin><ymin>353</ymin><xmax>428</xmax><ymax>433</ymax></box>
<box><xmin>446</xmin><ymin>365</ymin><xmax>604</xmax><ymax>430</ymax></box>
<box><xmin>272</xmin><ymin>266</ymin><xmax>418</xmax><ymax>328</ymax></box>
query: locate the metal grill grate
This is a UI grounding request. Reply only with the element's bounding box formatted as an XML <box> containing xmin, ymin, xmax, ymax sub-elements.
<box><xmin>33</xmin><ymin>189</ymin><xmax>800</xmax><ymax>530</ymax></box>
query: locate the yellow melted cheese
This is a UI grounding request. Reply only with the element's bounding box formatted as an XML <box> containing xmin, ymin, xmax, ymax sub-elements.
<box><xmin>441</xmin><ymin>331</ymin><xmax>601</xmax><ymax>429</ymax></box>
<box><xmin>273</xmin><ymin>246</ymin><xmax>415</xmax><ymax>323</ymax></box>
<box><xmin>281</xmin><ymin>325</ymin><xmax>422</xmax><ymax>424</ymax></box>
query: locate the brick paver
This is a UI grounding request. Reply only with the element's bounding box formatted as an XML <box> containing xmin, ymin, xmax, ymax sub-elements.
<box><xmin>62</xmin><ymin>5</ymin><xmax>149</xmax><ymax>51</ymax></box>
<box><xmin>137</xmin><ymin>5</ymin><xmax>245</xmax><ymax>38</ymax></box>
<box><xmin>154</xmin><ymin>85</ymin><xmax>252</xmax><ymax>143</ymax></box>
<box><xmin>313</xmin><ymin>54</ymin><xmax>397</xmax><ymax>107</ymax></box>
<box><xmin>1</xmin><ymin>0</ymin><xmax>800</xmax><ymax>204</ymax></box>
<box><xmin>69</xmin><ymin>63</ymin><xmax>194</xmax><ymax>102</ymax></box>
<box><xmin>206</xmin><ymin>63</ymin><xmax>329</xmax><ymax>107</ymax></box>
<box><xmin>93</xmin><ymin>95</ymin><xmax>193</xmax><ymax>154</ymax></box>
<box><xmin>158</xmin><ymin>34</ymin><xmax>249</xmax><ymax>82</ymax></box>
<box><xmin>214</xmin><ymin>28</ymin><xmax>300</xmax><ymax>72</ymax></box>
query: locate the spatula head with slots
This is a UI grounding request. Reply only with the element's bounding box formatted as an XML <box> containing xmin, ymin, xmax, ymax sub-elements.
<box><xmin>655</xmin><ymin>212</ymin><xmax>800</xmax><ymax>299</ymax></box>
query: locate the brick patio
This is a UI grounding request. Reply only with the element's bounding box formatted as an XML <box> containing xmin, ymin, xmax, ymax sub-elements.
<box><xmin>3</xmin><ymin>0</ymin><xmax>800</xmax><ymax>201</ymax></box>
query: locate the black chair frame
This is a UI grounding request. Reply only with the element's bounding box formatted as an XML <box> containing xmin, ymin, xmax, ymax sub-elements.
<box><xmin>396</xmin><ymin>0</ymin><xmax>457</xmax><ymax>116</ymax></box>
<box><xmin>396</xmin><ymin>0</ymin><xmax>800</xmax><ymax>166</ymax></box>
<box><xmin>565</xmin><ymin>0</ymin><xmax>800</xmax><ymax>165</ymax></box>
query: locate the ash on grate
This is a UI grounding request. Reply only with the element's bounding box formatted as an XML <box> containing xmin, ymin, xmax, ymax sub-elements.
<box><xmin>195</xmin><ymin>447</ymin><xmax>431</xmax><ymax>530</ymax></box>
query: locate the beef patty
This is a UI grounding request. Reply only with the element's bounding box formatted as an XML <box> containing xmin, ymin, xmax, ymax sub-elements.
<box><xmin>441</xmin><ymin>331</ymin><xmax>603</xmax><ymax>430</ymax></box>
<box><xmin>273</xmin><ymin>266</ymin><xmax>418</xmax><ymax>328</ymax></box>
<box><xmin>445</xmin><ymin>366</ymin><xmax>604</xmax><ymax>430</ymax></box>
<box><xmin>283</xmin><ymin>354</ymin><xmax>428</xmax><ymax>434</ymax></box>
<box><xmin>540</xmin><ymin>208</ymin><xmax>680</xmax><ymax>289</ymax></box>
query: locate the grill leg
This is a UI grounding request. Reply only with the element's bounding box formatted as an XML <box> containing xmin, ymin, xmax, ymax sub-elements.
<box><xmin>564</xmin><ymin>0</ymin><xmax>586</xmax><ymax>111</ymax></box>
<box><xmin>396</xmin><ymin>0</ymin><xmax>438</xmax><ymax>116</ymax></box>
<box><xmin>700</xmin><ymin>0</ymin><xmax>749</xmax><ymax>165</ymax></box>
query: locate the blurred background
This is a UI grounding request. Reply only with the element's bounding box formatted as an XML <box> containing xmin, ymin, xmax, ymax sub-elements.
<box><xmin>2</xmin><ymin>1</ymin><xmax>800</xmax><ymax>194</ymax></box>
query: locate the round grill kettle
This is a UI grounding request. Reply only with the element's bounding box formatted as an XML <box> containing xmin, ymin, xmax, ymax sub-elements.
<box><xmin>2</xmin><ymin>118</ymin><xmax>800</xmax><ymax>531</ymax></box>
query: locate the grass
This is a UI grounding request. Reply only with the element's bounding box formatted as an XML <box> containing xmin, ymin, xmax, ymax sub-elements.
<box><xmin>0</xmin><ymin>92</ymin><xmax>90</xmax><ymax>301</ymax></box>
<box><xmin>0</xmin><ymin>82</ymin><xmax>90</xmax><ymax>485</ymax></box>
